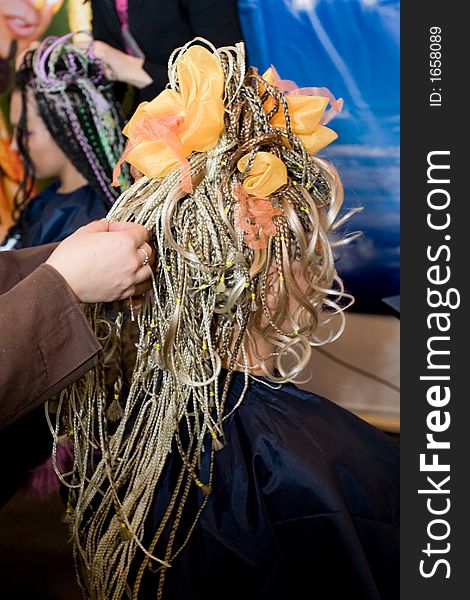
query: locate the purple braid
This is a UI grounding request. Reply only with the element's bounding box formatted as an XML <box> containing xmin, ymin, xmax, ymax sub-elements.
<box><xmin>67</xmin><ymin>53</ymin><xmax>78</xmax><ymax>77</ymax></box>
<box><xmin>34</xmin><ymin>34</ymin><xmax>72</xmax><ymax>86</ymax></box>
<box><xmin>61</xmin><ymin>94</ymin><xmax>116</xmax><ymax>205</ymax></box>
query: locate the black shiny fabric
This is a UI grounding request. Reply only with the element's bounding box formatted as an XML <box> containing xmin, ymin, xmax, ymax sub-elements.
<box><xmin>136</xmin><ymin>372</ymin><xmax>399</xmax><ymax>599</ymax></box>
<box><xmin>1</xmin><ymin>182</ymin><xmax>108</xmax><ymax>250</ymax></box>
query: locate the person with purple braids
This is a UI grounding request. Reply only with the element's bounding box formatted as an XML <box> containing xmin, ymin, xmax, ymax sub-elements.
<box><xmin>1</xmin><ymin>33</ymin><xmax>130</xmax><ymax>251</ymax></box>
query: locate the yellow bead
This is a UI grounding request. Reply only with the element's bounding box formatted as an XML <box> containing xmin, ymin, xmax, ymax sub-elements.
<box><xmin>176</xmin><ymin>298</ymin><xmax>181</xmax><ymax>304</ymax></box>
<box><xmin>251</xmin><ymin>293</ymin><xmax>256</xmax><ymax>300</ymax></box>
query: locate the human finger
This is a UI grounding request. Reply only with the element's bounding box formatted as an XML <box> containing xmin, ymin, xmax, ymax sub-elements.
<box><xmin>135</xmin><ymin>264</ymin><xmax>153</xmax><ymax>285</ymax></box>
<box><xmin>108</xmin><ymin>221</ymin><xmax>138</xmax><ymax>232</ymax></box>
<box><xmin>118</xmin><ymin>223</ymin><xmax>150</xmax><ymax>247</ymax></box>
<box><xmin>119</xmin><ymin>264</ymin><xmax>152</xmax><ymax>300</ymax></box>
<box><xmin>145</xmin><ymin>242</ymin><xmax>156</xmax><ymax>266</ymax></box>
<box><xmin>133</xmin><ymin>280</ymin><xmax>153</xmax><ymax>296</ymax></box>
<box><xmin>137</xmin><ymin>242</ymin><xmax>154</xmax><ymax>268</ymax></box>
<box><xmin>119</xmin><ymin>284</ymin><xmax>136</xmax><ymax>300</ymax></box>
<box><xmin>79</xmin><ymin>218</ymin><xmax>109</xmax><ymax>233</ymax></box>
<box><xmin>126</xmin><ymin>294</ymin><xmax>146</xmax><ymax>310</ymax></box>
<box><xmin>73</xmin><ymin>40</ymin><xmax>90</xmax><ymax>50</ymax></box>
<box><xmin>109</xmin><ymin>221</ymin><xmax>150</xmax><ymax>246</ymax></box>
<box><xmin>130</xmin><ymin>165</ymin><xmax>144</xmax><ymax>181</ymax></box>
<box><xmin>134</xmin><ymin>282</ymin><xmax>152</xmax><ymax>297</ymax></box>
<box><xmin>138</xmin><ymin>247</ymin><xmax>149</xmax><ymax>269</ymax></box>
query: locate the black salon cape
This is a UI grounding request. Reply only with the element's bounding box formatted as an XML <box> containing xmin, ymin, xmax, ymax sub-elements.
<box><xmin>0</xmin><ymin>182</ymin><xmax>108</xmax><ymax>250</ymax></box>
<box><xmin>135</xmin><ymin>371</ymin><xmax>399</xmax><ymax>600</ymax></box>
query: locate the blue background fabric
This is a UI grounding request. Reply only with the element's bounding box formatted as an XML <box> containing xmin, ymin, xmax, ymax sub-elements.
<box><xmin>238</xmin><ymin>0</ymin><xmax>400</xmax><ymax>313</ymax></box>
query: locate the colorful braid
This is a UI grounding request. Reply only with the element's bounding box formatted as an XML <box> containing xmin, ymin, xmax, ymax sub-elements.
<box><xmin>12</xmin><ymin>32</ymin><xmax>129</xmax><ymax>213</ymax></box>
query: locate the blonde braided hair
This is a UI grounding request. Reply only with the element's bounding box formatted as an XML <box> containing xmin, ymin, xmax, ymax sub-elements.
<box><xmin>51</xmin><ymin>39</ymin><xmax>360</xmax><ymax>599</ymax></box>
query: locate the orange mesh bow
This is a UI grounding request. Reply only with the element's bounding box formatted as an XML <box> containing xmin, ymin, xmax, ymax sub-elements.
<box><xmin>112</xmin><ymin>112</ymin><xmax>190</xmax><ymax>190</ymax></box>
<box><xmin>113</xmin><ymin>45</ymin><xmax>225</xmax><ymax>192</ymax></box>
<box><xmin>260</xmin><ymin>66</ymin><xmax>342</xmax><ymax>155</ymax></box>
<box><xmin>234</xmin><ymin>183</ymin><xmax>281</xmax><ymax>250</ymax></box>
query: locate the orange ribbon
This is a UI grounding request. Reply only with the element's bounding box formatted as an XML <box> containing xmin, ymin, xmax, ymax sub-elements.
<box><xmin>112</xmin><ymin>112</ymin><xmax>192</xmax><ymax>192</ymax></box>
<box><xmin>260</xmin><ymin>66</ymin><xmax>342</xmax><ymax>155</ymax></box>
<box><xmin>113</xmin><ymin>45</ymin><xmax>225</xmax><ymax>192</ymax></box>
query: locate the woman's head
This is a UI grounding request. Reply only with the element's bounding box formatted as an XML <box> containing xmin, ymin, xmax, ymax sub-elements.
<box><xmin>59</xmin><ymin>41</ymin><xmax>361</xmax><ymax>595</ymax></box>
<box><xmin>110</xmin><ymin>41</ymin><xmax>358</xmax><ymax>382</ymax></box>
<box><xmin>10</xmin><ymin>87</ymin><xmax>70</xmax><ymax>180</ymax></box>
<box><xmin>12</xmin><ymin>33</ymin><xmax>129</xmax><ymax>213</ymax></box>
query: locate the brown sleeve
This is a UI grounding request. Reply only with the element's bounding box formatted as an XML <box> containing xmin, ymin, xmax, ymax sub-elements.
<box><xmin>0</xmin><ymin>263</ymin><xmax>101</xmax><ymax>428</ymax></box>
<box><xmin>0</xmin><ymin>243</ymin><xmax>58</xmax><ymax>294</ymax></box>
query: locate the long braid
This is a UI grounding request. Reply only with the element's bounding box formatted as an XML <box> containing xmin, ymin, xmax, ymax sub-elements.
<box><xmin>12</xmin><ymin>69</ymin><xmax>35</xmax><ymax>217</ymax></box>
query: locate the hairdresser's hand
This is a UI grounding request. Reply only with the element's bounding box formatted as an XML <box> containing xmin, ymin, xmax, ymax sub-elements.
<box><xmin>107</xmin><ymin>220</ymin><xmax>156</xmax><ymax>310</ymax></box>
<box><xmin>81</xmin><ymin>40</ymin><xmax>152</xmax><ymax>89</ymax></box>
<box><xmin>46</xmin><ymin>219</ymin><xmax>154</xmax><ymax>303</ymax></box>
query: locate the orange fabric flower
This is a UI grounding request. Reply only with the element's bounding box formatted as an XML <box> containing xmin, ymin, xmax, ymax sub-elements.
<box><xmin>260</xmin><ymin>67</ymin><xmax>340</xmax><ymax>155</ymax></box>
<box><xmin>237</xmin><ymin>152</ymin><xmax>287</xmax><ymax>197</ymax></box>
<box><xmin>113</xmin><ymin>45</ymin><xmax>225</xmax><ymax>191</ymax></box>
<box><xmin>234</xmin><ymin>184</ymin><xmax>281</xmax><ymax>250</ymax></box>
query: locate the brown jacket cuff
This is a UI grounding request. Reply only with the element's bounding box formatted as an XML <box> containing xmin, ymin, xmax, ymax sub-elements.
<box><xmin>0</xmin><ymin>264</ymin><xmax>101</xmax><ymax>428</ymax></box>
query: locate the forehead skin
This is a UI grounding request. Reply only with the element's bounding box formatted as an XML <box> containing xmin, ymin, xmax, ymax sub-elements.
<box><xmin>10</xmin><ymin>87</ymin><xmax>70</xmax><ymax>179</ymax></box>
<box><xmin>9</xmin><ymin>88</ymin><xmax>41</xmax><ymax>134</ymax></box>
